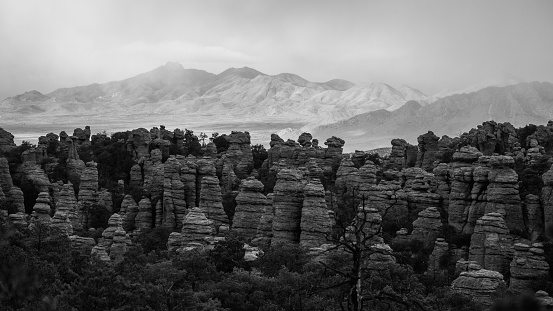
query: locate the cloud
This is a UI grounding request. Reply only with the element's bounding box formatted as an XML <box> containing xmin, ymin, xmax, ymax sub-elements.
<box><xmin>115</xmin><ymin>41</ymin><xmax>256</xmax><ymax>64</ymax></box>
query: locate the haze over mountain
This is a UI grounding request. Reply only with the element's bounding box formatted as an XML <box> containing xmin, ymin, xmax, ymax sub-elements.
<box><xmin>2</xmin><ymin>62</ymin><xmax>551</xmax><ymax>151</ymax></box>
<box><xmin>313</xmin><ymin>81</ymin><xmax>553</xmax><ymax>150</ymax></box>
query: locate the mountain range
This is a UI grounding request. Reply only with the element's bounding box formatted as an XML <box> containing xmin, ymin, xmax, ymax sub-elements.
<box><xmin>1</xmin><ymin>62</ymin><xmax>549</xmax><ymax>151</ymax></box>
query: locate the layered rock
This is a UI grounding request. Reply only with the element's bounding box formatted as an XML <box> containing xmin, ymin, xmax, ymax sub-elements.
<box><xmin>110</xmin><ymin>227</ymin><xmax>130</xmax><ymax>263</ymax></box>
<box><xmin>167</xmin><ymin>232</ymin><xmax>183</xmax><ymax>253</ymax></box>
<box><xmin>127</xmin><ymin>128</ymin><xmax>151</xmax><ymax>160</ymax></box>
<box><xmin>91</xmin><ymin>240</ymin><xmax>111</xmax><ymax>262</ymax></box>
<box><xmin>223</xmin><ymin>131</ymin><xmax>253</xmax><ymax>179</ymax></box>
<box><xmin>0</xmin><ymin>128</ymin><xmax>16</xmax><ymax>153</ymax></box>
<box><xmin>120</xmin><ymin>195</ymin><xmax>139</xmax><ymax>232</ymax></box>
<box><xmin>8</xmin><ymin>186</ymin><xmax>25</xmax><ymax>213</ymax></box>
<box><xmin>102</xmin><ymin>213</ymin><xmax>123</xmax><ymax>248</ymax></box>
<box><xmin>78</xmin><ymin>161</ymin><xmax>99</xmax><ymax>227</ymax></box>
<box><xmin>181</xmin><ymin>207</ymin><xmax>214</xmax><ymax>248</ymax></box>
<box><xmin>0</xmin><ymin>157</ymin><xmax>13</xmax><ymax>194</ymax></box>
<box><xmin>69</xmin><ymin>235</ymin><xmax>96</xmax><ymax>253</ymax></box>
<box><xmin>300</xmin><ymin>178</ymin><xmax>332</xmax><ymax>248</ymax></box>
<box><xmin>272</xmin><ymin>169</ymin><xmax>305</xmax><ymax>244</ymax></box>
<box><xmin>485</xmin><ymin>155</ymin><xmax>524</xmax><ymax>233</ymax></box>
<box><xmin>180</xmin><ymin>156</ymin><xmax>198</xmax><ymax>209</ymax></box>
<box><xmin>427</xmin><ymin>238</ymin><xmax>450</xmax><ymax>277</ymax></box>
<box><xmin>460</xmin><ymin>121</ymin><xmax>518</xmax><ymax>156</ymax></box>
<box><xmin>162</xmin><ymin>156</ymin><xmax>186</xmax><ymax>229</ymax></box>
<box><xmin>416</xmin><ymin>131</ymin><xmax>440</xmax><ymax>172</ymax></box>
<box><xmin>542</xmin><ymin>164</ymin><xmax>553</xmax><ymax>228</ymax></box>
<box><xmin>334</xmin><ymin>157</ymin><xmax>360</xmax><ymax>211</ymax></box>
<box><xmin>143</xmin><ymin>149</ymin><xmax>164</xmax><ymax>199</ymax></box>
<box><xmin>468</xmin><ymin>213</ymin><xmax>513</xmax><ymax>275</ymax></box>
<box><xmin>451</xmin><ymin>268</ymin><xmax>506</xmax><ymax>308</ymax></box>
<box><xmin>410</xmin><ymin>207</ymin><xmax>442</xmax><ymax>248</ymax></box>
<box><xmin>135</xmin><ymin>197</ymin><xmax>153</xmax><ymax>231</ymax></box>
<box><xmin>198</xmin><ymin>175</ymin><xmax>227</xmax><ymax>229</ymax></box>
<box><xmin>525</xmin><ymin>194</ymin><xmax>543</xmax><ymax>242</ymax></box>
<box><xmin>509</xmin><ymin>243</ymin><xmax>550</xmax><ymax>291</ymax></box>
<box><xmin>233</xmin><ymin>177</ymin><xmax>270</xmax><ymax>240</ymax></box>
<box><xmin>253</xmin><ymin>193</ymin><xmax>275</xmax><ymax>246</ymax></box>
<box><xmin>32</xmin><ymin>192</ymin><xmax>52</xmax><ymax>224</ymax></box>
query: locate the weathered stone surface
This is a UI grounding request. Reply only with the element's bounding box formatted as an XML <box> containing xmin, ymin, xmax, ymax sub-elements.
<box><xmin>451</xmin><ymin>268</ymin><xmax>506</xmax><ymax>308</ymax></box>
<box><xmin>135</xmin><ymin>197</ymin><xmax>153</xmax><ymax>231</ymax></box>
<box><xmin>120</xmin><ymin>195</ymin><xmax>139</xmax><ymax>232</ymax></box>
<box><xmin>0</xmin><ymin>128</ymin><xmax>16</xmax><ymax>153</ymax></box>
<box><xmin>252</xmin><ymin>193</ymin><xmax>275</xmax><ymax>246</ymax></box>
<box><xmin>416</xmin><ymin>131</ymin><xmax>440</xmax><ymax>172</ymax></box>
<box><xmin>56</xmin><ymin>183</ymin><xmax>80</xmax><ymax>231</ymax></box>
<box><xmin>300</xmin><ymin>178</ymin><xmax>332</xmax><ymax>248</ymax></box>
<box><xmin>365</xmin><ymin>243</ymin><xmax>396</xmax><ymax>271</ymax></box>
<box><xmin>180</xmin><ymin>156</ymin><xmax>198</xmax><ymax>209</ymax></box>
<box><xmin>51</xmin><ymin>204</ymin><xmax>73</xmax><ymax>237</ymax></box>
<box><xmin>32</xmin><ymin>192</ymin><xmax>52</xmax><ymax>223</ymax></box>
<box><xmin>127</xmin><ymin>128</ymin><xmax>151</xmax><ymax>160</ymax></box>
<box><xmin>536</xmin><ymin>290</ymin><xmax>553</xmax><ymax>309</ymax></box>
<box><xmin>167</xmin><ymin>232</ymin><xmax>183</xmax><ymax>253</ymax></box>
<box><xmin>181</xmin><ymin>207</ymin><xmax>214</xmax><ymax>247</ymax></box>
<box><xmin>69</xmin><ymin>235</ymin><xmax>95</xmax><ymax>252</ymax></box>
<box><xmin>542</xmin><ymin>164</ymin><xmax>553</xmax><ymax>228</ymax></box>
<box><xmin>468</xmin><ymin>213</ymin><xmax>513</xmax><ymax>275</ymax></box>
<box><xmin>335</xmin><ymin>157</ymin><xmax>360</xmax><ymax>211</ymax></box>
<box><xmin>110</xmin><ymin>227</ymin><xmax>130</xmax><ymax>263</ymax></box>
<box><xmin>0</xmin><ymin>157</ymin><xmax>13</xmax><ymax>194</ymax></box>
<box><xmin>66</xmin><ymin>138</ymin><xmax>85</xmax><ymax>187</ymax></box>
<box><xmin>143</xmin><ymin>149</ymin><xmax>164</xmax><ymax>199</ymax></box>
<box><xmin>485</xmin><ymin>155</ymin><xmax>524</xmax><ymax>233</ymax></box>
<box><xmin>233</xmin><ymin>177</ymin><xmax>270</xmax><ymax>240</ymax></box>
<box><xmin>427</xmin><ymin>238</ymin><xmax>449</xmax><ymax>277</ymax></box>
<box><xmin>163</xmin><ymin>156</ymin><xmax>186</xmax><ymax>229</ymax></box>
<box><xmin>199</xmin><ymin>175</ymin><xmax>228</xmax><ymax>231</ymax></box>
<box><xmin>460</xmin><ymin>121</ymin><xmax>518</xmax><ymax>156</ymax></box>
<box><xmin>97</xmin><ymin>189</ymin><xmax>113</xmax><ymax>213</ymax></box>
<box><xmin>129</xmin><ymin>164</ymin><xmax>143</xmax><ymax>189</ymax></box>
<box><xmin>8</xmin><ymin>212</ymin><xmax>27</xmax><ymax>229</ymax></box>
<box><xmin>272</xmin><ymin>169</ymin><xmax>305</xmax><ymax>244</ymax></box>
<box><xmin>223</xmin><ymin>131</ymin><xmax>254</xmax><ymax>179</ymax></box>
<box><xmin>78</xmin><ymin>161</ymin><xmax>99</xmax><ymax>227</ymax></box>
<box><xmin>433</xmin><ymin>163</ymin><xmax>450</xmax><ymax>212</ymax></box>
<box><xmin>102</xmin><ymin>213</ymin><xmax>123</xmax><ymax>248</ymax></box>
<box><xmin>411</xmin><ymin>207</ymin><xmax>442</xmax><ymax>248</ymax></box>
<box><xmin>509</xmin><ymin>243</ymin><xmax>550</xmax><ymax>291</ymax></box>
<box><xmin>525</xmin><ymin>194</ymin><xmax>543</xmax><ymax>242</ymax></box>
<box><xmin>91</xmin><ymin>240</ymin><xmax>111</xmax><ymax>262</ymax></box>
<box><xmin>8</xmin><ymin>186</ymin><xmax>25</xmax><ymax>213</ymax></box>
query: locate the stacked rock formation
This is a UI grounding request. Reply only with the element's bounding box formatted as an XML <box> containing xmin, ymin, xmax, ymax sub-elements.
<box><xmin>233</xmin><ymin>177</ymin><xmax>270</xmax><ymax>240</ymax></box>
<box><xmin>66</xmin><ymin>138</ymin><xmax>85</xmax><ymax>187</ymax></box>
<box><xmin>135</xmin><ymin>197</ymin><xmax>153</xmax><ymax>231</ymax></box>
<box><xmin>447</xmin><ymin>146</ymin><xmax>483</xmax><ymax>233</ymax></box>
<box><xmin>162</xmin><ymin>156</ymin><xmax>186</xmax><ymax>229</ymax></box>
<box><xmin>468</xmin><ymin>213</ymin><xmax>513</xmax><ymax>275</ymax></box>
<box><xmin>8</xmin><ymin>186</ymin><xmax>25</xmax><ymax>213</ymax></box>
<box><xmin>451</xmin><ymin>268</ymin><xmax>506</xmax><ymax>308</ymax></box>
<box><xmin>300</xmin><ymin>178</ymin><xmax>332</xmax><ymax>248</ymax></box>
<box><xmin>416</xmin><ymin>131</ymin><xmax>440</xmax><ymax>172</ymax></box>
<box><xmin>509</xmin><ymin>243</ymin><xmax>550</xmax><ymax>291</ymax></box>
<box><xmin>91</xmin><ymin>240</ymin><xmax>111</xmax><ymax>262</ymax></box>
<box><xmin>167</xmin><ymin>232</ymin><xmax>183</xmax><ymax>253</ymax></box>
<box><xmin>180</xmin><ymin>157</ymin><xmax>198</xmax><ymax>209</ymax></box>
<box><xmin>0</xmin><ymin>157</ymin><xmax>13</xmax><ymax>195</ymax></box>
<box><xmin>460</xmin><ymin>121</ymin><xmax>518</xmax><ymax>156</ymax></box>
<box><xmin>0</xmin><ymin>128</ymin><xmax>16</xmax><ymax>152</ymax></box>
<box><xmin>334</xmin><ymin>157</ymin><xmax>360</xmax><ymax>211</ymax></box>
<box><xmin>102</xmin><ymin>213</ymin><xmax>123</xmax><ymax>248</ymax></box>
<box><xmin>426</xmin><ymin>238</ymin><xmax>450</xmax><ymax>277</ymax></box>
<box><xmin>120</xmin><ymin>195</ymin><xmax>139</xmax><ymax>232</ymax></box>
<box><xmin>485</xmin><ymin>155</ymin><xmax>524</xmax><ymax>233</ymax></box>
<box><xmin>199</xmin><ymin>175</ymin><xmax>228</xmax><ymax>231</ymax></box>
<box><xmin>410</xmin><ymin>207</ymin><xmax>443</xmax><ymax>248</ymax></box>
<box><xmin>69</xmin><ymin>235</ymin><xmax>96</xmax><ymax>252</ymax></box>
<box><xmin>78</xmin><ymin>161</ymin><xmax>99</xmax><ymax>227</ymax></box>
<box><xmin>272</xmin><ymin>169</ymin><xmax>305</xmax><ymax>244</ymax></box>
<box><xmin>253</xmin><ymin>193</ymin><xmax>275</xmax><ymax>246</ymax></box>
<box><xmin>127</xmin><ymin>128</ymin><xmax>152</xmax><ymax>160</ymax></box>
<box><xmin>223</xmin><ymin>131</ymin><xmax>253</xmax><ymax>179</ymax></box>
<box><xmin>525</xmin><ymin>194</ymin><xmax>543</xmax><ymax>242</ymax></box>
<box><xmin>50</xmin><ymin>206</ymin><xmax>73</xmax><ymax>237</ymax></box>
<box><xmin>143</xmin><ymin>149</ymin><xmax>164</xmax><ymax>199</ymax></box>
<box><xmin>56</xmin><ymin>183</ymin><xmax>80</xmax><ymax>231</ymax></box>
<box><xmin>542</xmin><ymin>164</ymin><xmax>553</xmax><ymax>228</ymax></box>
<box><xmin>32</xmin><ymin>192</ymin><xmax>52</xmax><ymax>224</ymax></box>
<box><xmin>180</xmin><ymin>207</ymin><xmax>214</xmax><ymax>248</ymax></box>
<box><xmin>129</xmin><ymin>164</ymin><xmax>143</xmax><ymax>189</ymax></box>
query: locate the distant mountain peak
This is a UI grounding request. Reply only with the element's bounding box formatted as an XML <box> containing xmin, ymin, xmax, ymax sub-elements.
<box><xmin>218</xmin><ymin>66</ymin><xmax>266</xmax><ymax>79</ymax></box>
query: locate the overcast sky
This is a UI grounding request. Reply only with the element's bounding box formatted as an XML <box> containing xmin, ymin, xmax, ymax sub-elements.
<box><xmin>1</xmin><ymin>0</ymin><xmax>552</xmax><ymax>100</ymax></box>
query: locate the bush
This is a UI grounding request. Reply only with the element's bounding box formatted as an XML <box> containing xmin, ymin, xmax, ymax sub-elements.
<box><xmin>254</xmin><ymin>243</ymin><xmax>311</xmax><ymax>277</ymax></box>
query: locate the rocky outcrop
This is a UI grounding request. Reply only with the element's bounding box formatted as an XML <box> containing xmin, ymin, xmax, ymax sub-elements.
<box><xmin>129</xmin><ymin>164</ymin><xmax>143</xmax><ymax>189</ymax></box>
<box><xmin>135</xmin><ymin>197</ymin><xmax>153</xmax><ymax>231</ymax></box>
<box><xmin>427</xmin><ymin>238</ymin><xmax>449</xmax><ymax>277</ymax></box>
<box><xmin>233</xmin><ymin>177</ymin><xmax>270</xmax><ymax>240</ymax></box>
<box><xmin>199</xmin><ymin>175</ymin><xmax>228</xmax><ymax>231</ymax></box>
<box><xmin>120</xmin><ymin>195</ymin><xmax>139</xmax><ymax>232</ymax></box>
<box><xmin>223</xmin><ymin>131</ymin><xmax>253</xmax><ymax>179</ymax></box>
<box><xmin>272</xmin><ymin>169</ymin><xmax>305</xmax><ymax>244</ymax></box>
<box><xmin>66</xmin><ymin>138</ymin><xmax>85</xmax><ymax>187</ymax></box>
<box><xmin>542</xmin><ymin>164</ymin><xmax>553</xmax><ymax>228</ymax></box>
<box><xmin>485</xmin><ymin>155</ymin><xmax>524</xmax><ymax>233</ymax></box>
<box><xmin>253</xmin><ymin>193</ymin><xmax>275</xmax><ymax>246</ymax></box>
<box><xmin>56</xmin><ymin>183</ymin><xmax>80</xmax><ymax>231</ymax></box>
<box><xmin>102</xmin><ymin>213</ymin><xmax>123</xmax><ymax>248</ymax></box>
<box><xmin>8</xmin><ymin>186</ymin><xmax>25</xmax><ymax>213</ymax></box>
<box><xmin>410</xmin><ymin>207</ymin><xmax>442</xmax><ymax>248</ymax></box>
<box><xmin>460</xmin><ymin>121</ymin><xmax>518</xmax><ymax>156</ymax></box>
<box><xmin>32</xmin><ymin>192</ymin><xmax>52</xmax><ymax>224</ymax></box>
<box><xmin>0</xmin><ymin>128</ymin><xmax>16</xmax><ymax>153</ymax></box>
<box><xmin>509</xmin><ymin>243</ymin><xmax>550</xmax><ymax>291</ymax></box>
<box><xmin>334</xmin><ymin>157</ymin><xmax>360</xmax><ymax>211</ymax></box>
<box><xmin>0</xmin><ymin>157</ymin><xmax>13</xmax><ymax>194</ymax></box>
<box><xmin>181</xmin><ymin>207</ymin><xmax>214</xmax><ymax>248</ymax></box>
<box><xmin>91</xmin><ymin>240</ymin><xmax>111</xmax><ymax>262</ymax></box>
<box><xmin>143</xmin><ymin>149</ymin><xmax>164</xmax><ymax>199</ymax></box>
<box><xmin>416</xmin><ymin>131</ymin><xmax>440</xmax><ymax>172</ymax></box>
<box><xmin>69</xmin><ymin>235</ymin><xmax>96</xmax><ymax>253</ymax></box>
<box><xmin>451</xmin><ymin>268</ymin><xmax>506</xmax><ymax>308</ymax></box>
<box><xmin>468</xmin><ymin>213</ymin><xmax>513</xmax><ymax>275</ymax></box>
<box><xmin>167</xmin><ymin>232</ymin><xmax>182</xmax><ymax>253</ymax></box>
<box><xmin>525</xmin><ymin>194</ymin><xmax>543</xmax><ymax>242</ymax></box>
<box><xmin>127</xmin><ymin>128</ymin><xmax>151</xmax><ymax>160</ymax></box>
<box><xmin>78</xmin><ymin>161</ymin><xmax>99</xmax><ymax>227</ymax></box>
<box><xmin>110</xmin><ymin>227</ymin><xmax>131</xmax><ymax>263</ymax></box>
<box><xmin>300</xmin><ymin>178</ymin><xmax>332</xmax><ymax>248</ymax></box>
<box><xmin>162</xmin><ymin>156</ymin><xmax>186</xmax><ymax>229</ymax></box>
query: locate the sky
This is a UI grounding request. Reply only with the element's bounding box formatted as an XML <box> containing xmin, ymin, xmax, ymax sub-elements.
<box><xmin>1</xmin><ymin>0</ymin><xmax>552</xmax><ymax>101</ymax></box>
